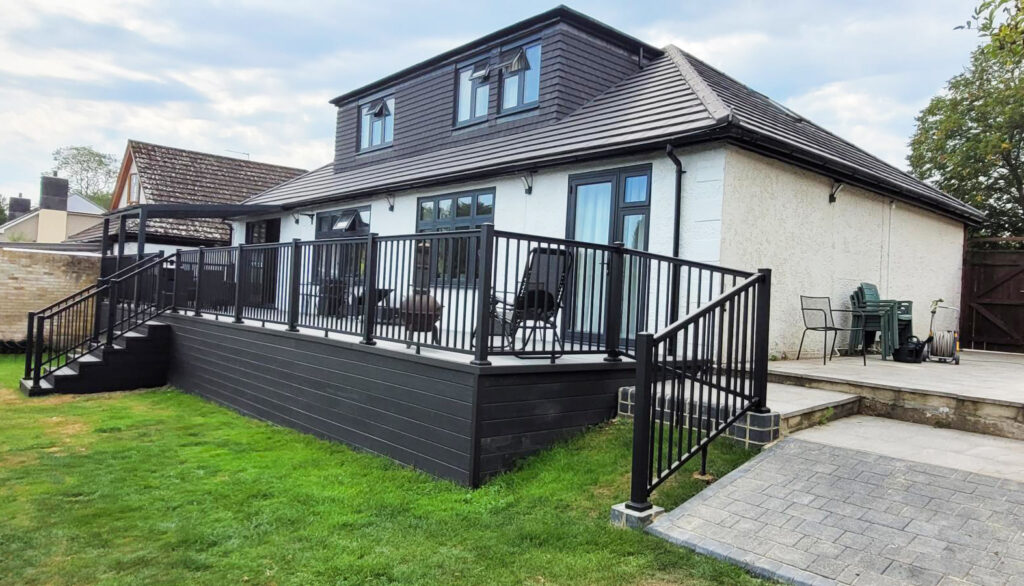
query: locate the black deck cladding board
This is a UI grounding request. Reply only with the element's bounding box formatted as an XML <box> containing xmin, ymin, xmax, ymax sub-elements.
<box><xmin>173</xmin><ymin>367</ymin><xmax>472</xmax><ymax>483</ymax></box>
<box><xmin>172</xmin><ymin>343</ymin><xmax>473</xmax><ymax>447</ymax></box>
<box><xmin>174</xmin><ymin>349</ymin><xmax>473</xmax><ymax>457</ymax></box>
<box><xmin>167</xmin><ymin>317</ymin><xmax>475</xmax><ymax>390</ymax></box>
<box><xmin>478</xmin><ymin>394</ymin><xmax>617</xmax><ymax>420</ymax></box>
<box><xmin>170</xmin><ymin>325</ymin><xmax>474</xmax><ymax>418</ymax></box>
<box><xmin>478</xmin><ymin>407</ymin><xmax>615</xmax><ymax>437</ymax></box>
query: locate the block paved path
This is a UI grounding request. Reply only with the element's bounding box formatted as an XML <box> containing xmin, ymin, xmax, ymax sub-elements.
<box><xmin>648</xmin><ymin>431</ymin><xmax>1024</xmax><ymax>585</ymax></box>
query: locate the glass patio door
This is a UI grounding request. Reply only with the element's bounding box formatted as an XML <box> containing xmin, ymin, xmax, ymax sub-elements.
<box><xmin>566</xmin><ymin>166</ymin><xmax>651</xmax><ymax>347</ymax></box>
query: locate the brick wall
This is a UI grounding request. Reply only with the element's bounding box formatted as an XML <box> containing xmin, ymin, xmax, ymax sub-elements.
<box><xmin>0</xmin><ymin>248</ymin><xmax>99</xmax><ymax>341</ymax></box>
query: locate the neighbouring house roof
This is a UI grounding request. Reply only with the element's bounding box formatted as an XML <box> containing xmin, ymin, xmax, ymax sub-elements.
<box><xmin>247</xmin><ymin>45</ymin><xmax>983</xmax><ymax>224</ymax></box>
<box><xmin>67</xmin><ymin>194</ymin><xmax>105</xmax><ymax>214</ymax></box>
<box><xmin>67</xmin><ymin>140</ymin><xmax>306</xmax><ymax>244</ymax></box>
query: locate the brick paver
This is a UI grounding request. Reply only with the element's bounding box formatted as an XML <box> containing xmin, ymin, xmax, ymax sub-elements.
<box><xmin>648</xmin><ymin>438</ymin><xmax>1024</xmax><ymax>585</ymax></box>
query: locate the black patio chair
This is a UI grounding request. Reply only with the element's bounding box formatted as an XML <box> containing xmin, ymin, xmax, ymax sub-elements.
<box><xmin>489</xmin><ymin>246</ymin><xmax>573</xmax><ymax>363</ymax></box>
<box><xmin>797</xmin><ymin>295</ymin><xmax>867</xmax><ymax>366</ymax></box>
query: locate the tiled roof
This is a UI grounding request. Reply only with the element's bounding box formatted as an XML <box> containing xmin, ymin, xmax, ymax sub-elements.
<box><xmin>68</xmin><ymin>141</ymin><xmax>305</xmax><ymax>243</ymax></box>
<box><xmin>246</xmin><ymin>45</ymin><xmax>983</xmax><ymax>224</ymax></box>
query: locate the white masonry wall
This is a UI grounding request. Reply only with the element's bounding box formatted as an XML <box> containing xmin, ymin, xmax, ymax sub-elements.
<box><xmin>718</xmin><ymin>146</ymin><xmax>965</xmax><ymax>358</ymax></box>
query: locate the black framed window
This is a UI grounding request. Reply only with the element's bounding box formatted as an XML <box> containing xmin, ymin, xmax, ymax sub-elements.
<box><xmin>359</xmin><ymin>97</ymin><xmax>395</xmax><ymax>151</ymax></box>
<box><xmin>315</xmin><ymin>206</ymin><xmax>371</xmax><ymax>239</ymax></box>
<box><xmin>416</xmin><ymin>189</ymin><xmax>494</xmax><ymax>284</ymax></box>
<box><xmin>456</xmin><ymin>61</ymin><xmax>490</xmax><ymax>125</ymax></box>
<box><xmin>245</xmin><ymin>218</ymin><xmax>280</xmax><ymax>244</ymax></box>
<box><xmin>499</xmin><ymin>42</ymin><xmax>541</xmax><ymax>114</ymax></box>
<box><xmin>416</xmin><ymin>190</ymin><xmax>494</xmax><ymax>232</ymax></box>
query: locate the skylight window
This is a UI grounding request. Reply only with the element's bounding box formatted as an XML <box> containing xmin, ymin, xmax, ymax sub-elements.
<box><xmin>500</xmin><ymin>43</ymin><xmax>541</xmax><ymax>113</ymax></box>
<box><xmin>359</xmin><ymin>97</ymin><xmax>395</xmax><ymax>151</ymax></box>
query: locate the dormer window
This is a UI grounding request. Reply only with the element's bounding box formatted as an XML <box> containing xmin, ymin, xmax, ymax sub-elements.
<box><xmin>359</xmin><ymin>97</ymin><xmax>395</xmax><ymax>151</ymax></box>
<box><xmin>456</xmin><ymin>61</ymin><xmax>490</xmax><ymax>125</ymax></box>
<box><xmin>500</xmin><ymin>42</ymin><xmax>541</xmax><ymax>113</ymax></box>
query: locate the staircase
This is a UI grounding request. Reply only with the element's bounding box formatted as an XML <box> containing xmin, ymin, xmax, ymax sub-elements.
<box><xmin>21</xmin><ymin>253</ymin><xmax>178</xmax><ymax>397</ymax></box>
<box><xmin>21</xmin><ymin>323</ymin><xmax>171</xmax><ymax>395</ymax></box>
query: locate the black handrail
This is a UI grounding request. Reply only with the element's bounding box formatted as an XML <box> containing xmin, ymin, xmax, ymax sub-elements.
<box><xmin>626</xmin><ymin>269</ymin><xmax>771</xmax><ymax>512</ymax></box>
<box><xmin>24</xmin><ymin>252</ymin><xmax>179</xmax><ymax>392</ymax></box>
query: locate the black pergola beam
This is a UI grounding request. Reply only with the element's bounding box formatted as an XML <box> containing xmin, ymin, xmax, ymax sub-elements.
<box><xmin>104</xmin><ymin>203</ymin><xmax>282</xmax><ymax>220</ymax></box>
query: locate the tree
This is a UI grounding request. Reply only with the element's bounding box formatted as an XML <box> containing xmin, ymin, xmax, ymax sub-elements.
<box><xmin>51</xmin><ymin>146</ymin><xmax>118</xmax><ymax>210</ymax></box>
<box><xmin>0</xmin><ymin>195</ymin><xmax>8</xmax><ymax>225</ymax></box>
<box><xmin>907</xmin><ymin>44</ymin><xmax>1024</xmax><ymax>241</ymax></box>
<box><xmin>961</xmin><ymin>0</ymin><xmax>1024</xmax><ymax>65</ymax></box>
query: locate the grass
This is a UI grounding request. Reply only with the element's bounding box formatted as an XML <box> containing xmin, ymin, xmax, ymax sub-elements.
<box><xmin>0</xmin><ymin>354</ymin><xmax>763</xmax><ymax>585</ymax></box>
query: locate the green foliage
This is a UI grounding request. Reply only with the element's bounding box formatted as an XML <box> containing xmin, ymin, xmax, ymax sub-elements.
<box><xmin>51</xmin><ymin>146</ymin><xmax>118</xmax><ymax>210</ymax></box>
<box><xmin>0</xmin><ymin>194</ymin><xmax>7</xmax><ymax>225</ymax></box>
<box><xmin>0</xmin><ymin>355</ymin><xmax>761</xmax><ymax>586</ymax></box>
<box><xmin>960</xmin><ymin>0</ymin><xmax>1024</xmax><ymax>64</ymax></box>
<box><xmin>908</xmin><ymin>44</ymin><xmax>1024</xmax><ymax>241</ymax></box>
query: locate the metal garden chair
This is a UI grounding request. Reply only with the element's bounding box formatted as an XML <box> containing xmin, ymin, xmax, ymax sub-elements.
<box><xmin>488</xmin><ymin>246</ymin><xmax>573</xmax><ymax>363</ymax></box>
<box><xmin>798</xmin><ymin>295</ymin><xmax>867</xmax><ymax>365</ymax></box>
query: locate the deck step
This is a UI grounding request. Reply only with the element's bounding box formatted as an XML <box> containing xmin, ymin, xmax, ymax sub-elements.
<box><xmin>768</xmin><ymin>382</ymin><xmax>860</xmax><ymax>434</ymax></box>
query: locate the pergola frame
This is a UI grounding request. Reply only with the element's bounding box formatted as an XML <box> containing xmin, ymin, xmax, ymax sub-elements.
<box><xmin>99</xmin><ymin>204</ymin><xmax>283</xmax><ymax>262</ymax></box>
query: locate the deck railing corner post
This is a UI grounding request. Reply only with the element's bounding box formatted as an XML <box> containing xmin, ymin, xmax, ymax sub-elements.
<box><xmin>360</xmin><ymin>233</ymin><xmax>378</xmax><ymax>345</ymax></box>
<box><xmin>626</xmin><ymin>331</ymin><xmax>654</xmax><ymax>512</ymax></box>
<box><xmin>194</xmin><ymin>247</ymin><xmax>206</xmax><ymax>317</ymax></box>
<box><xmin>286</xmin><ymin>239</ymin><xmax>301</xmax><ymax>332</ymax></box>
<box><xmin>170</xmin><ymin>248</ymin><xmax>183</xmax><ymax>314</ymax></box>
<box><xmin>604</xmin><ymin>241</ymin><xmax>625</xmax><ymax>362</ymax></box>
<box><xmin>471</xmin><ymin>223</ymin><xmax>495</xmax><ymax>366</ymax></box>
<box><xmin>753</xmin><ymin>267</ymin><xmax>772</xmax><ymax>414</ymax></box>
<box><xmin>24</xmin><ymin>311</ymin><xmax>35</xmax><ymax>380</ymax></box>
<box><xmin>105</xmin><ymin>280</ymin><xmax>118</xmax><ymax>348</ymax></box>
<box><xmin>233</xmin><ymin>243</ymin><xmax>245</xmax><ymax>324</ymax></box>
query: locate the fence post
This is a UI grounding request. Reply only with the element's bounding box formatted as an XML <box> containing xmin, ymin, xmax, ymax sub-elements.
<box><xmin>30</xmin><ymin>314</ymin><xmax>45</xmax><ymax>391</ymax></box>
<box><xmin>194</xmin><ymin>248</ymin><xmax>206</xmax><ymax>317</ymax></box>
<box><xmin>360</xmin><ymin>233</ymin><xmax>379</xmax><ymax>345</ymax></box>
<box><xmin>752</xmin><ymin>268</ymin><xmax>772</xmax><ymax>414</ymax></box>
<box><xmin>170</xmin><ymin>249</ymin><xmax>182</xmax><ymax>314</ymax></box>
<box><xmin>233</xmin><ymin>244</ymin><xmax>245</xmax><ymax>323</ymax></box>
<box><xmin>472</xmin><ymin>224</ymin><xmax>495</xmax><ymax>366</ymax></box>
<box><xmin>604</xmin><ymin>241</ymin><xmax>625</xmax><ymax>362</ymax></box>
<box><xmin>626</xmin><ymin>331</ymin><xmax>655</xmax><ymax>512</ymax></box>
<box><xmin>287</xmin><ymin>239</ymin><xmax>301</xmax><ymax>332</ymax></box>
<box><xmin>24</xmin><ymin>311</ymin><xmax>35</xmax><ymax>380</ymax></box>
<box><xmin>105</xmin><ymin>281</ymin><xmax>118</xmax><ymax>348</ymax></box>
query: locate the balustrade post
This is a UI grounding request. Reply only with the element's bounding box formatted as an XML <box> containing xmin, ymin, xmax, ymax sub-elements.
<box><xmin>626</xmin><ymin>332</ymin><xmax>655</xmax><ymax>512</ymax></box>
<box><xmin>604</xmin><ymin>241</ymin><xmax>625</xmax><ymax>362</ymax></box>
<box><xmin>360</xmin><ymin>233</ymin><xmax>378</xmax><ymax>345</ymax></box>
<box><xmin>233</xmin><ymin>244</ymin><xmax>245</xmax><ymax>323</ymax></box>
<box><xmin>752</xmin><ymin>268</ymin><xmax>772</xmax><ymax>414</ymax></box>
<box><xmin>91</xmin><ymin>279</ymin><xmax>107</xmax><ymax>343</ymax></box>
<box><xmin>286</xmin><ymin>239</ymin><xmax>301</xmax><ymax>332</ymax></box>
<box><xmin>31</xmin><ymin>314</ymin><xmax>45</xmax><ymax>391</ymax></box>
<box><xmin>105</xmin><ymin>281</ymin><xmax>118</xmax><ymax>348</ymax></box>
<box><xmin>194</xmin><ymin>248</ymin><xmax>206</xmax><ymax>317</ymax></box>
<box><xmin>24</xmin><ymin>312</ymin><xmax>34</xmax><ymax>380</ymax></box>
<box><xmin>170</xmin><ymin>249</ymin><xmax>182</xmax><ymax>314</ymax></box>
<box><xmin>471</xmin><ymin>224</ymin><xmax>495</xmax><ymax>366</ymax></box>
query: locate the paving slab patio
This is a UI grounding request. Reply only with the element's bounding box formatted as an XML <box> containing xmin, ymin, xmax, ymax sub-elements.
<box><xmin>648</xmin><ymin>420</ymin><xmax>1024</xmax><ymax>585</ymax></box>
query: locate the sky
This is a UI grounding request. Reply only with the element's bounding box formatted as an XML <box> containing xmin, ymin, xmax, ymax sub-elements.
<box><xmin>0</xmin><ymin>0</ymin><xmax>983</xmax><ymax>205</ymax></box>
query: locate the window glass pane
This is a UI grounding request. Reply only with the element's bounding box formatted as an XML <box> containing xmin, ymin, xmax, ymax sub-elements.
<box><xmin>371</xmin><ymin>118</ymin><xmax>383</xmax><ymax>146</ymax></box>
<box><xmin>419</xmin><ymin>201</ymin><xmax>434</xmax><ymax>222</ymax></box>
<box><xmin>360</xmin><ymin>108</ymin><xmax>371</xmax><ymax>149</ymax></box>
<box><xmin>573</xmin><ymin>182</ymin><xmax>612</xmax><ymax>245</ymax></box>
<box><xmin>624</xmin><ymin>175</ymin><xmax>649</xmax><ymax>203</ymax></box>
<box><xmin>457</xmin><ymin>68</ymin><xmax>472</xmax><ymax>122</ymax></box>
<box><xmin>474</xmin><ymin>84</ymin><xmax>489</xmax><ymax>118</ymax></box>
<box><xmin>622</xmin><ymin>214</ymin><xmax>647</xmax><ymax>250</ymax></box>
<box><xmin>384</xmin><ymin>98</ymin><xmax>395</xmax><ymax>143</ymax></box>
<box><xmin>523</xmin><ymin>44</ymin><xmax>541</xmax><ymax>104</ymax></box>
<box><xmin>476</xmin><ymin>192</ymin><xmax>494</xmax><ymax>216</ymax></box>
<box><xmin>456</xmin><ymin>196</ymin><xmax>472</xmax><ymax>217</ymax></box>
<box><xmin>437</xmin><ymin>198</ymin><xmax>452</xmax><ymax>219</ymax></box>
<box><xmin>502</xmin><ymin>75</ymin><xmax>519</xmax><ymax>110</ymax></box>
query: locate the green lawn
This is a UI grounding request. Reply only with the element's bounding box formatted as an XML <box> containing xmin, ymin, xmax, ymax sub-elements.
<box><xmin>0</xmin><ymin>354</ymin><xmax>762</xmax><ymax>585</ymax></box>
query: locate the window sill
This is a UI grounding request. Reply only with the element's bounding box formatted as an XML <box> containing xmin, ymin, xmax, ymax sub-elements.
<box><xmin>356</xmin><ymin>143</ymin><xmax>393</xmax><ymax>156</ymax></box>
<box><xmin>453</xmin><ymin>118</ymin><xmax>488</xmax><ymax>132</ymax></box>
<box><xmin>497</xmin><ymin>102</ymin><xmax>539</xmax><ymax>119</ymax></box>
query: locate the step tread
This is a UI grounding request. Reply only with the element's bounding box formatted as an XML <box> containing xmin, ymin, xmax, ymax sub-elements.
<box><xmin>768</xmin><ymin>382</ymin><xmax>859</xmax><ymax>419</ymax></box>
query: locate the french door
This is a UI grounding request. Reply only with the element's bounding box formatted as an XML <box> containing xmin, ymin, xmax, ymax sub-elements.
<box><xmin>566</xmin><ymin>165</ymin><xmax>652</xmax><ymax>345</ymax></box>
